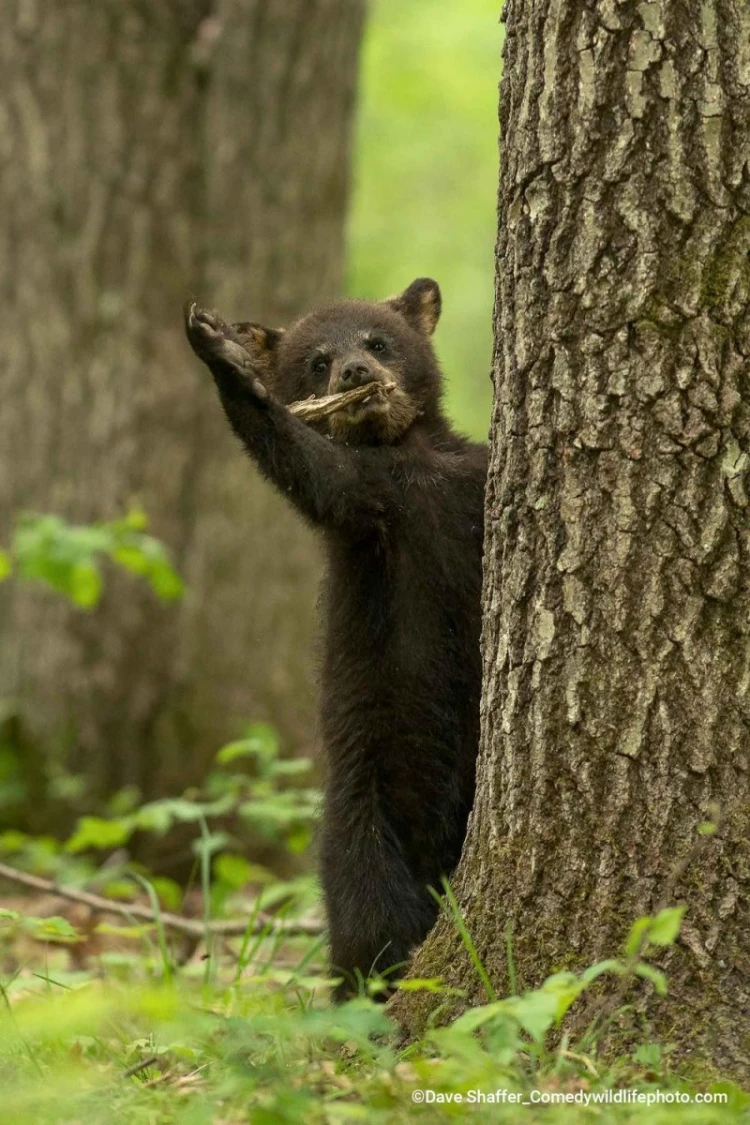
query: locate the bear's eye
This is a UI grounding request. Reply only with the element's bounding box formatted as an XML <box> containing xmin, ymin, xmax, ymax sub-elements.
<box><xmin>312</xmin><ymin>356</ymin><xmax>329</xmax><ymax>376</ymax></box>
<box><xmin>367</xmin><ymin>338</ymin><xmax>387</xmax><ymax>354</ymax></box>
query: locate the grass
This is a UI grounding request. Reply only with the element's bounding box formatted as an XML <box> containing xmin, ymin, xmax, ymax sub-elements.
<box><xmin>1</xmin><ymin>894</ymin><xmax>748</xmax><ymax>1124</ymax></box>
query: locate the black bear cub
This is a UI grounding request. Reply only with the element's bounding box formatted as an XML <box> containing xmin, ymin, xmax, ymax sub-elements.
<box><xmin>184</xmin><ymin>279</ymin><xmax>487</xmax><ymax>999</ymax></box>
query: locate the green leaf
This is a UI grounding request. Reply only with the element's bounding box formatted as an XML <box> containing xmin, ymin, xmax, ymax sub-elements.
<box><xmin>100</xmin><ymin>878</ymin><xmax>140</xmax><ymax>900</ymax></box>
<box><xmin>581</xmin><ymin>959</ymin><xmax>626</xmax><ymax>984</ymax></box>
<box><xmin>0</xmin><ymin>830</ymin><xmax>28</xmax><ymax>853</ymax></box>
<box><xmin>149</xmin><ymin>876</ymin><xmax>182</xmax><ymax>912</ymax></box>
<box><xmin>146</xmin><ymin>560</ymin><xmax>184</xmax><ymax>601</ymax></box>
<box><xmin>451</xmin><ymin>1000</ymin><xmax>510</xmax><ymax>1032</ymax></box>
<box><xmin>106</xmin><ymin>785</ymin><xmax>142</xmax><ymax>817</ymax></box>
<box><xmin>110</xmin><ymin>541</ymin><xmax>184</xmax><ymax>602</ymax></box>
<box><xmin>134</xmin><ymin>796</ymin><xmax>232</xmax><ymax>833</ymax></box>
<box><xmin>648</xmin><ymin>906</ymin><xmax>685</xmax><ymax>947</ymax></box>
<box><xmin>95</xmin><ymin>922</ymin><xmax>154</xmax><ymax>939</ymax></box>
<box><xmin>66</xmin><ymin>815</ymin><xmax>132</xmax><ymax>853</ymax></box>
<box><xmin>0</xmin><ymin>550</ymin><xmax>11</xmax><ymax>581</ymax></box>
<box><xmin>111</xmin><ymin>545</ymin><xmax>149</xmax><ymax>576</ymax></box>
<box><xmin>236</xmin><ymin>722</ymin><xmax>280</xmax><ymax>767</ymax></box>
<box><xmin>539</xmin><ymin>972</ymin><xmax>586</xmax><ymax>1022</ymax></box>
<box><xmin>635</xmin><ymin>963</ymin><xmax>668</xmax><ymax>995</ymax></box>
<box><xmin>633</xmin><ymin>1042</ymin><xmax>663</xmax><ymax>1068</ymax></box>
<box><xmin>285</xmin><ymin>824</ymin><xmax>313</xmax><ymax>854</ymax></box>
<box><xmin>122</xmin><ymin>507</ymin><xmax>149</xmax><ymax>532</ymax></box>
<box><xmin>395</xmin><ymin>977</ymin><xmax>445</xmax><ymax>992</ymax></box>
<box><xmin>625</xmin><ymin>914</ymin><xmax>653</xmax><ymax>958</ymax></box>
<box><xmin>214</xmin><ymin>853</ymin><xmax>253</xmax><ymax>889</ymax></box>
<box><xmin>48</xmin><ymin>773</ymin><xmax>86</xmax><ymax>801</ymax></box>
<box><xmin>507</xmin><ymin>990</ymin><xmax>560</xmax><ymax>1043</ymax></box>
<box><xmin>269</xmin><ymin>759</ymin><xmax>312</xmax><ymax>777</ymax></box>
<box><xmin>217</xmin><ymin>740</ymin><xmax>263</xmax><ymax>765</ymax></box>
<box><xmin>29</xmin><ymin>915</ymin><xmax>80</xmax><ymax>942</ymax></box>
<box><xmin>191</xmin><ymin>830</ymin><xmax>230</xmax><ymax>859</ymax></box>
<box><xmin>11</xmin><ymin>510</ymin><xmax>183</xmax><ymax>607</ymax></box>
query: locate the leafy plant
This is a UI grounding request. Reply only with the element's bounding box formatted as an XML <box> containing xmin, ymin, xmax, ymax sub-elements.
<box><xmin>1</xmin><ymin>508</ymin><xmax>183</xmax><ymax>608</ymax></box>
<box><xmin>0</xmin><ymin>917</ymin><xmax>743</xmax><ymax>1125</ymax></box>
<box><xmin>0</xmin><ymin>748</ymin><xmax>742</xmax><ymax>1125</ymax></box>
<box><xmin>63</xmin><ymin>722</ymin><xmax>321</xmax><ymax>865</ymax></box>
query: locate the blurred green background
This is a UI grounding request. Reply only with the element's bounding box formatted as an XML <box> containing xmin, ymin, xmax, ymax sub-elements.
<box><xmin>349</xmin><ymin>0</ymin><xmax>502</xmax><ymax>439</ymax></box>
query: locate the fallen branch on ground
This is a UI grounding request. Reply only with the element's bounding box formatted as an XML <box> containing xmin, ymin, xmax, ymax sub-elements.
<box><xmin>0</xmin><ymin>860</ymin><xmax>323</xmax><ymax>939</ymax></box>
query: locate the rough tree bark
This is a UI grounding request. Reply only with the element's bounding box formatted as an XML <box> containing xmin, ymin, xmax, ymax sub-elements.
<box><xmin>393</xmin><ymin>0</ymin><xmax>750</xmax><ymax>1080</ymax></box>
<box><xmin>0</xmin><ymin>0</ymin><xmax>365</xmax><ymax>823</ymax></box>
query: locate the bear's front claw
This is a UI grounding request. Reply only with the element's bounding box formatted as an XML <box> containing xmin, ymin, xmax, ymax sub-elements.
<box><xmin>184</xmin><ymin>300</ymin><xmax>269</xmax><ymax>403</ymax></box>
<box><xmin>195</xmin><ymin>309</ymin><xmax>224</xmax><ymax>336</ymax></box>
<box><xmin>184</xmin><ymin>302</ymin><xmax>228</xmax><ymax>353</ymax></box>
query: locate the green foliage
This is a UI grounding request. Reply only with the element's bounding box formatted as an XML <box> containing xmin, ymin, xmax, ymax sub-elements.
<box><xmin>62</xmin><ymin>723</ymin><xmax>320</xmax><ymax>877</ymax></box>
<box><xmin>624</xmin><ymin>908</ymin><xmax>685</xmax><ymax>959</ymax></box>
<box><xmin>424</xmin><ymin>892</ymin><xmax>688</xmax><ymax>1068</ymax></box>
<box><xmin>207</xmin><ymin>722</ymin><xmax>322</xmax><ymax>853</ymax></box>
<box><xmin>0</xmin><ymin>908</ymin><xmax>79</xmax><ymax>944</ymax></box>
<box><xmin>0</xmin><ymin>928</ymin><xmax>745</xmax><ymax>1123</ymax></box>
<box><xmin>349</xmin><ymin>0</ymin><xmax>502</xmax><ymax>439</ymax></box>
<box><xmin>0</xmin><ymin>748</ymin><xmax>743</xmax><ymax>1123</ymax></box>
<box><xmin>1</xmin><ymin>509</ymin><xmax>183</xmax><ymax>607</ymax></box>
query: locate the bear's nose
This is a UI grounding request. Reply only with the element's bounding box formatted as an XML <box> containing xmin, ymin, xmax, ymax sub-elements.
<box><xmin>340</xmin><ymin>361</ymin><xmax>372</xmax><ymax>388</ymax></box>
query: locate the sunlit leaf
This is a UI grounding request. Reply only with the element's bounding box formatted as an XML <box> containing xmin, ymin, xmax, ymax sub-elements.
<box><xmin>625</xmin><ymin>914</ymin><xmax>653</xmax><ymax>958</ymax></box>
<box><xmin>396</xmin><ymin>977</ymin><xmax>445</xmax><ymax>992</ymax></box>
<box><xmin>450</xmin><ymin>1000</ymin><xmax>509</xmax><ymax>1032</ymax></box>
<box><xmin>214</xmin><ymin>853</ymin><xmax>253</xmax><ymax>889</ymax></box>
<box><xmin>648</xmin><ymin>906</ymin><xmax>685</xmax><ymax>947</ymax></box>
<box><xmin>29</xmin><ymin>915</ymin><xmax>81</xmax><ymax>942</ymax></box>
<box><xmin>68</xmin><ymin>562</ymin><xmax>102</xmax><ymax>607</ymax></box>
<box><xmin>66</xmin><ymin>816</ymin><xmax>132</xmax><ymax>853</ymax></box>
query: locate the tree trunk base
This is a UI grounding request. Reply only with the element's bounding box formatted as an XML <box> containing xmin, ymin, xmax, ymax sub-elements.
<box><xmin>389</xmin><ymin>897</ymin><xmax>750</xmax><ymax>1086</ymax></box>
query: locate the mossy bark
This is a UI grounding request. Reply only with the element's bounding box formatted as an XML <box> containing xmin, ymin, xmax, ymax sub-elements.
<box><xmin>391</xmin><ymin>0</ymin><xmax>750</xmax><ymax>1080</ymax></box>
<box><xmin>0</xmin><ymin>0</ymin><xmax>364</xmax><ymax>823</ymax></box>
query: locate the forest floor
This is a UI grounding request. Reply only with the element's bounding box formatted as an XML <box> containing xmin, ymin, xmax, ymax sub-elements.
<box><xmin>1</xmin><ymin>884</ymin><xmax>747</xmax><ymax>1125</ymax></box>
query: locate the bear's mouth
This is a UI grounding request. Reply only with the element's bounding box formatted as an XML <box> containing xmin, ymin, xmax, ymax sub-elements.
<box><xmin>339</xmin><ymin>380</ymin><xmax>394</xmax><ymax>420</ymax></box>
<box><xmin>348</xmin><ymin>390</ymin><xmax>388</xmax><ymax>413</ymax></box>
<box><xmin>328</xmin><ymin>380</ymin><xmax>415</xmax><ymax>443</ymax></box>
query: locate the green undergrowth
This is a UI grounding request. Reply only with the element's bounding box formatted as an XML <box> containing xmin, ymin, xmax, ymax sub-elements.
<box><xmin>1</xmin><ymin>866</ymin><xmax>747</xmax><ymax>1124</ymax></box>
<box><xmin>1</xmin><ymin>948</ymin><xmax>747</xmax><ymax>1124</ymax></box>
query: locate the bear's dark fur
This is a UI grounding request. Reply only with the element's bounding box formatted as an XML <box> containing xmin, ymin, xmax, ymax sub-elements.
<box><xmin>184</xmin><ymin>279</ymin><xmax>487</xmax><ymax>999</ymax></box>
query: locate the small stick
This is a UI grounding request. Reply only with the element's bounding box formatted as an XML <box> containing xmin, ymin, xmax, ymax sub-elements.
<box><xmin>288</xmin><ymin>381</ymin><xmax>396</xmax><ymax>422</ymax></box>
<box><xmin>0</xmin><ymin>860</ymin><xmax>322</xmax><ymax>939</ymax></box>
<box><xmin>123</xmin><ymin>1055</ymin><xmax>160</xmax><ymax>1079</ymax></box>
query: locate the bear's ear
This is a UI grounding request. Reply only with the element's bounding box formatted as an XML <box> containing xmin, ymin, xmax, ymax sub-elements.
<box><xmin>387</xmin><ymin>278</ymin><xmax>441</xmax><ymax>336</ymax></box>
<box><xmin>231</xmin><ymin>322</ymin><xmax>284</xmax><ymax>377</ymax></box>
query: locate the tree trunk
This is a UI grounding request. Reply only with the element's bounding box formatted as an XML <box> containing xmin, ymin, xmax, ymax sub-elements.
<box><xmin>0</xmin><ymin>0</ymin><xmax>364</xmax><ymax>824</ymax></box>
<box><xmin>393</xmin><ymin>0</ymin><xmax>750</xmax><ymax>1080</ymax></box>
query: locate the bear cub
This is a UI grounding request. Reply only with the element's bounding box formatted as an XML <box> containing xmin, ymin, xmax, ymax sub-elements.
<box><xmin>184</xmin><ymin>279</ymin><xmax>487</xmax><ymax>999</ymax></box>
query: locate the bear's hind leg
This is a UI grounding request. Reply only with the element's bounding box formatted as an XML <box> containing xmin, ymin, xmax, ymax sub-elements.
<box><xmin>321</xmin><ymin>820</ymin><xmax>437</xmax><ymax>1002</ymax></box>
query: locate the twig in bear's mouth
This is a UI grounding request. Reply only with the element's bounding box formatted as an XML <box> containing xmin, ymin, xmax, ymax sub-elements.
<box><xmin>288</xmin><ymin>381</ymin><xmax>396</xmax><ymax>422</ymax></box>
